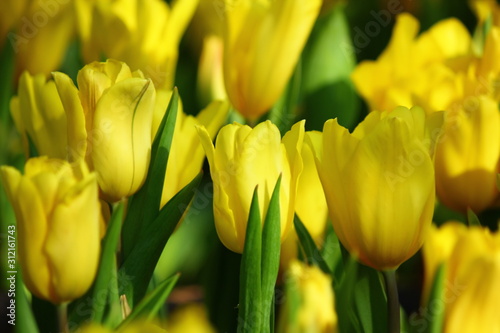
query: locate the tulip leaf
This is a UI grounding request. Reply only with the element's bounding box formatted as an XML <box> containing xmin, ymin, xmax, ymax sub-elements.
<box><xmin>467</xmin><ymin>208</ymin><xmax>481</xmax><ymax>226</ymax></box>
<box><xmin>238</xmin><ymin>187</ymin><xmax>263</xmax><ymax>333</ymax></box>
<box><xmin>335</xmin><ymin>251</ymin><xmax>388</xmax><ymax>333</ymax></box>
<box><xmin>424</xmin><ymin>264</ymin><xmax>446</xmax><ymax>333</ymax></box>
<box><xmin>119</xmin><ymin>172</ymin><xmax>202</xmax><ymax>307</ymax></box>
<box><xmin>122</xmin><ymin>88</ymin><xmax>180</xmax><ymax>260</ymax></box>
<box><xmin>16</xmin><ymin>272</ymin><xmax>39</xmax><ymax>333</ymax></box>
<box><xmin>261</xmin><ymin>176</ymin><xmax>282</xmax><ymax>332</ymax></box>
<box><xmin>302</xmin><ymin>4</ymin><xmax>361</xmax><ymax>132</ymax></box>
<box><xmin>92</xmin><ymin>202</ymin><xmax>124</xmax><ymax>323</ymax></box>
<box><xmin>119</xmin><ymin>273</ymin><xmax>180</xmax><ymax>327</ymax></box>
<box><xmin>293</xmin><ymin>215</ymin><xmax>332</xmax><ymax>275</ymax></box>
<box><xmin>0</xmin><ymin>38</ymin><xmax>14</xmax><ymax>127</ymax></box>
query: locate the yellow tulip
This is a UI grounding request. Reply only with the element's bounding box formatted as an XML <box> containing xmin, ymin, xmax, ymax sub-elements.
<box><xmin>223</xmin><ymin>0</ymin><xmax>321</xmax><ymax>120</ymax></box>
<box><xmin>434</xmin><ymin>96</ymin><xmax>500</xmax><ymax>213</ymax></box>
<box><xmin>281</xmin><ymin>143</ymin><xmax>328</xmax><ymax>270</ymax></box>
<box><xmin>1</xmin><ymin>157</ymin><xmax>100</xmax><ymax>304</ymax></box>
<box><xmin>7</xmin><ymin>0</ymin><xmax>74</xmax><ymax>79</ymax></box>
<box><xmin>166</xmin><ymin>304</ymin><xmax>216</xmax><ymax>333</ymax></box>
<box><xmin>159</xmin><ymin>98</ymin><xmax>229</xmax><ymax>208</ymax></box>
<box><xmin>197</xmin><ymin>120</ymin><xmax>304</xmax><ymax>253</ymax></box>
<box><xmin>278</xmin><ymin>260</ymin><xmax>337</xmax><ymax>333</ymax></box>
<box><xmin>307</xmin><ymin>106</ymin><xmax>443</xmax><ymax>270</ymax></box>
<box><xmin>76</xmin><ymin>0</ymin><xmax>198</xmax><ymax>89</ymax></box>
<box><xmin>421</xmin><ymin>222</ymin><xmax>500</xmax><ymax>333</ymax></box>
<box><xmin>53</xmin><ymin>59</ymin><xmax>155</xmax><ymax>202</ymax></box>
<box><xmin>351</xmin><ymin>13</ymin><xmax>470</xmax><ymax>113</ymax></box>
<box><xmin>421</xmin><ymin>222</ymin><xmax>467</xmax><ymax>304</ymax></box>
<box><xmin>197</xmin><ymin>35</ymin><xmax>227</xmax><ymax>107</ymax></box>
<box><xmin>10</xmin><ymin>71</ymin><xmax>67</xmax><ymax>159</ymax></box>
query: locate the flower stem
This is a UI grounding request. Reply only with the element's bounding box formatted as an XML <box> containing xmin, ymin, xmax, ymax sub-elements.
<box><xmin>57</xmin><ymin>303</ymin><xmax>69</xmax><ymax>333</ymax></box>
<box><xmin>382</xmin><ymin>270</ymin><xmax>400</xmax><ymax>333</ymax></box>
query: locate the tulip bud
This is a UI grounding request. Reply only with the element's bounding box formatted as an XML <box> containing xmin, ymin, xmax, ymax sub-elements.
<box><xmin>434</xmin><ymin>96</ymin><xmax>500</xmax><ymax>213</ymax></box>
<box><xmin>197</xmin><ymin>120</ymin><xmax>304</xmax><ymax>253</ymax></box>
<box><xmin>10</xmin><ymin>71</ymin><xmax>68</xmax><ymax>159</ymax></box>
<box><xmin>166</xmin><ymin>304</ymin><xmax>216</xmax><ymax>333</ymax></box>
<box><xmin>53</xmin><ymin>59</ymin><xmax>155</xmax><ymax>202</ymax></box>
<box><xmin>159</xmin><ymin>98</ymin><xmax>229</xmax><ymax>208</ymax></box>
<box><xmin>308</xmin><ymin>106</ymin><xmax>443</xmax><ymax>270</ymax></box>
<box><xmin>1</xmin><ymin>157</ymin><xmax>101</xmax><ymax>304</ymax></box>
<box><xmin>281</xmin><ymin>143</ymin><xmax>328</xmax><ymax>270</ymax></box>
<box><xmin>223</xmin><ymin>0</ymin><xmax>321</xmax><ymax>120</ymax></box>
<box><xmin>278</xmin><ymin>260</ymin><xmax>338</xmax><ymax>333</ymax></box>
<box><xmin>197</xmin><ymin>35</ymin><xmax>227</xmax><ymax>107</ymax></box>
<box><xmin>422</xmin><ymin>222</ymin><xmax>500</xmax><ymax>333</ymax></box>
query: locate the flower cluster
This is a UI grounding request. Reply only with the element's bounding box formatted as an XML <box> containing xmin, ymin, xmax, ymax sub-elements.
<box><xmin>1</xmin><ymin>1</ymin><xmax>499</xmax><ymax>332</ymax></box>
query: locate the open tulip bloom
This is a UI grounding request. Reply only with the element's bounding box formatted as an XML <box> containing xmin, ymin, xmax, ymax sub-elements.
<box><xmin>2</xmin><ymin>3</ymin><xmax>500</xmax><ymax>333</ymax></box>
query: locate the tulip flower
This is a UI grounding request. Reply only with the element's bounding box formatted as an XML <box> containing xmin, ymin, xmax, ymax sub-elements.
<box><xmin>10</xmin><ymin>71</ymin><xmax>67</xmax><ymax>159</ymax></box>
<box><xmin>197</xmin><ymin>120</ymin><xmax>304</xmax><ymax>253</ymax></box>
<box><xmin>7</xmin><ymin>0</ymin><xmax>74</xmax><ymax>80</ymax></box>
<box><xmin>421</xmin><ymin>222</ymin><xmax>500</xmax><ymax>333</ymax></box>
<box><xmin>351</xmin><ymin>13</ymin><xmax>470</xmax><ymax>113</ymax></box>
<box><xmin>421</xmin><ymin>222</ymin><xmax>467</xmax><ymax>304</ymax></box>
<box><xmin>53</xmin><ymin>59</ymin><xmax>155</xmax><ymax>202</ymax></box>
<box><xmin>223</xmin><ymin>0</ymin><xmax>321</xmax><ymax>120</ymax></box>
<box><xmin>166</xmin><ymin>304</ymin><xmax>216</xmax><ymax>333</ymax></box>
<box><xmin>307</xmin><ymin>106</ymin><xmax>443</xmax><ymax>270</ymax></box>
<box><xmin>278</xmin><ymin>260</ymin><xmax>337</xmax><ymax>333</ymax></box>
<box><xmin>1</xmin><ymin>157</ymin><xmax>100</xmax><ymax>304</ymax></box>
<box><xmin>197</xmin><ymin>36</ymin><xmax>227</xmax><ymax>107</ymax></box>
<box><xmin>75</xmin><ymin>0</ymin><xmax>198</xmax><ymax>89</ymax></box>
<box><xmin>434</xmin><ymin>96</ymin><xmax>500</xmax><ymax>213</ymax></box>
<box><xmin>281</xmin><ymin>143</ymin><xmax>328</xmax><ymax>270</ymax></box>
<box><xmin>158</xmin><ymin>98</ymin><xmax>229</xmax><ymax>208</ymax></box>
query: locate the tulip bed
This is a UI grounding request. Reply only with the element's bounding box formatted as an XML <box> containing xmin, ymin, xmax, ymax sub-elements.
<box><xmin>1</xmin><ymin>1</ymin><xmax>499</xmax><ymax>333</ymax></box>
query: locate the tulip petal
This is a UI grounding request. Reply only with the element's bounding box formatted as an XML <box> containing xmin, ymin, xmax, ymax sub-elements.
<box><xmin>92</xmin><ymin>78</ymin><xmax>155</xmax><ymax>202</ymax></box>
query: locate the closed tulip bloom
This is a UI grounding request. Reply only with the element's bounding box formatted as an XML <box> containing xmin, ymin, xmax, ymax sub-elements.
<box><xmin>53</xmin><ymin>59</ymin><xmax>155</xmax><ymax>202</ymax></box>
<box><xmin>197</xmin><ymin>120</ymin><xmax>304</xmax><ymax>253</ymax></box>
<box><xmin>10</xmin><ymin>71</ymin><xmax>67</xmax><ymax>159</ymax></box>
<box><xmin>158</xmin><ymin>98</ymin><xmax>229</xmax><ymax>208</ymax></box>
<box><xmin>281</xmin><ymin>143</ymin><xmax>328</xmax><ymax>269</ymax></box>
<box><xmin>278</xmin><ymin>260</ymin><xmax>337</xmax><ymax>333</ymax></box>
<box><xmin>223</xmin><ymin>0</ymin><xmax>321</xmax><ymax>120</ymax></box>
<box><xmin>1</xmin><ymin>157</ymin><xmax>100</xmax><ymax>304</ymax></box>
<box><xmin>308</xmin><ymin>106</ymin><xmax>443</xmax><ymax>270</ymax></box>
<box><xmin>421</xmin><ymin>222</ymin><xmax>467</xmax><ymax>304</ymax></box>
<box><xmin>422</xmin><ymin>223</ymin><xmax>500</xmax><ymax>333</ymax></box>
<box><xmin>434</xmin><ymin>96</ymin><xmax>500</xmax><ymax>213</ymax></box>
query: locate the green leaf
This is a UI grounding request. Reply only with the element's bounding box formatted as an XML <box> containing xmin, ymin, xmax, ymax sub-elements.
<box><xmin>424</xmin><ymin>264</ymin><xmax>446</xmax><ymax>333</ymax></box>
<box><xmin>260</xmin><ymin>176</ymin><xmax>281</xmax><ymax>332</ymax></box>
<box><xmin>92</xmin><ymin>203</ymin><xmax>124</xmax><ymax>323</ymax></box>
<box><xmin>293</xmin><ymin>216</ymin><xmax>331</xmax><ymax>275</ymax></box>
<box><xmin>467</xmin><ymin>208</ymin><xmax>481</xmax><ymax>226</ymax></box>
<box><xmin>119</xmin><ymin>172</ymin><xmax>202</xmax><ymax>306</ymax></box>
<box><xmin>119</xmin><ymin>273</ymin><xmax>180</xmax><ymax>327</ymax></box>
<box><xmin>238</xmin><ymin>187</ymin><xmax>262</xmax><ymax>333</ymax></box>
<box><xmin>16</xmin><ymin>272</ymin><xmax>39</xmax><ymax>333</ymax></box>
<box><xmin>302</xmin><ymin>4</ymin><xmax>361</xmax><ymax>132</ymax></box>
<box><xmin>122</xmin><ymin>88</ymin><xmax>180</xmax><ymax>259</ymax></box>
<box><xmin>335</xmin><ymin>250</ymin><xmax>388</xmax><ymax>333</ymax></box>
<box><xmin>67</xmin><ymin>202</ymin><xmax>124</xmax><ymax>326</ymax></box>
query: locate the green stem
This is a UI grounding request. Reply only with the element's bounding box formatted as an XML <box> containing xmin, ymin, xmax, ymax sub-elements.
<box><xmin>382</xmin><ymin>270</ymin><xmax>400</xmax><ymax>333</ymax></box>
<box><xmin>57</xmin><ymin>303</ymin><xmax>69</xmax><ymax>333</ymax></box>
